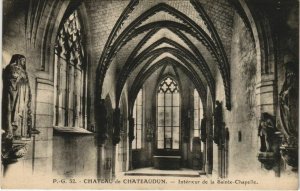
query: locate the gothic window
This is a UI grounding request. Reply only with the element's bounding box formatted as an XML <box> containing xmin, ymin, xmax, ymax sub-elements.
<box><xmin>157</xmin><ymin>77</ymin><xmax>180</xmax><ymax>150</ymax></box>
<box><xmin>194</xmin><ymin>89</ymin><xmax>203</xmax><ymax>137</ymax></box>
<box><xmin>54</xmin><ymin>10</ymin><xmax>87</xmax><ymax>128</ymax></box>
<box><xmin>132</xmin><ymin>89</ymin><xmax>143</xmax><ymax>149</ymax></box>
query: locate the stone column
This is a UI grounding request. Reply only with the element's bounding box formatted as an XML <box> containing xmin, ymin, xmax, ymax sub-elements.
<box><xmin>128</xmin><ymin>116</ymin><xmax>135</xmax><ymax>170</ymax></box>
<box><xmin>206</xmin><ymin>90</ymin><xmax>213</xmax><ymax>175</ymax></box>
<box><xmin>182</xmin><ymin>112</ymin><xmax>190</xmax><ymax>168</ymax></box>
<box><xmin>95</xmin><ymin>99</ymin><xmax>108</xmax><ymax>178</ymax></box>
<box><xmin>200</xmin><ymin>117</ymin><xmax>207</xmax><ymax>173</ymax></box>
<box><xmin>256</xmin><ymin>75</ymin><xmax>276</xmax><ymax>117</ymax></box>
<box><xmin>112</xmin><ymin>108</ymin><xmax>121</xmax><ymax>178</ymax></box>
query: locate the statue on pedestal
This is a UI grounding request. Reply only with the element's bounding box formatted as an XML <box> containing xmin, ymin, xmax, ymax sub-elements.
<box><xmin>200</xmin><ymin>115</ymin><xmax>207</xmax><ymax>143</ymax></box>
<box><xmin>278</xmin><ymin>60</ymin><xmax>298</xmax><ymax>169</ymax></box>
<box><xmin>2</xmin><ymin>54</ymin><xmax>32</xmax><ymax>139</ymax></box>
<box><xmin>2</xmin><ymin>54</ymin><xmax>37</xmax><ymax>167</ymax></box>
<box><xmin>213</xmin><ymin>101</ymin><xmax>223</xmax><ymax>145</ymax></box>
<box><xmin>279</xmin><ymin>61</ymin><xmax>298</xmax><ymax>146</ymax></box>
<box><xmin>258</xmin><ymin>113</ymin><xmax>276</xmax><ymax>152</ymax></box>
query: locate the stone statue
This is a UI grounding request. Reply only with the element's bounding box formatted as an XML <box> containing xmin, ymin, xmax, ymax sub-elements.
<box><xmin>279</xmin><ymin>61</ymin><xmax>298</xmax><ymax>145</ymax></box>
<box><xmin>200</xmin><ymin>115</ymin><xmax>207</xmax><ymax>142</ymax></box>
<box><xmin>2</xmin><ymin>54</ymin><xmax>32</xmax><ymax>139</ymax></box>
<box><xmin>213</xmin><ymin>101</ymin><xmax>223</xmax><ymax>145</ymax></box>
<box><xmin>128</xmin><ymin>116</ymin><xmax>135</xmax><ymax>143</ymax></box>
<box><xmin>258</xmin><ymin>113</ymin><xmax>276</xmax><ymax>152</ymax></box>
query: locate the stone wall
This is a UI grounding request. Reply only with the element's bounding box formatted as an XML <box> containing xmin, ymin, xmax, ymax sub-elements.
<box><xmin>214</xmin><ymin>13</ymin><xmax>262</xmax><ymax>177</ymax></box>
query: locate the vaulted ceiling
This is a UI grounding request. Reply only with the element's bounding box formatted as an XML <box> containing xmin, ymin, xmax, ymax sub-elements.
<box><xmin>96</xmin><ymin>0</ymin><xmax>236</xmax><ymax>110</ymax></box>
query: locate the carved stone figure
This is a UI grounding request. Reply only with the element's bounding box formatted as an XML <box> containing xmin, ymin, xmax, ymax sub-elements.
<box><xmin>128</xmin><ymin>116</ymin><xmax>135</xmax><ymax>143</ymax></box>
<box><xmin>213</xmin><ymin>101</ymin><xmax>223</xmax><ymax>145</ymax></box>
<box><xmin>200</xmin><ymin>115</ymin><xmax>207</xmax><ymax>142</ymax></box>
<box><xmin>258</xmin><ymin>113</ymin><xmax>276</xmax><ymax>152</ymax></box>
<box><xmin>2</xmin><ymin>54</ymin><xmax>32</xmax><ymax>139</ymax></box>
<box><xmin>279</xmin><ymin>61</ymin><xmax>298</xmax><ymax>146</ymax></box>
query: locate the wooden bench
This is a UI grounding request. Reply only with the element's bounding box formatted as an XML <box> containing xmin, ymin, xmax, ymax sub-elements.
<box><xmin>153</xmin><ymin>155</ymin><xmax>181</xmax><ymax>170</ymax></box>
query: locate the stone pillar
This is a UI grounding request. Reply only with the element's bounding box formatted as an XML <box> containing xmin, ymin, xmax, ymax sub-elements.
<box><xmin>95</xmin><ymin>99</ymin><xmax>108</xmax><ymax>178</ymax></box>
<box><xmin>113</xmin><ymin>108</ymin><xmax>121</xmax><ymax>146</ymax></box>
<box><xmin>112</xmin><ymin>146</ymin><xmax>116</xmax><ymax>178</ymax></box>
<box><xmin>112</xmin><ymin>108</ymin><xmax>121</xmax><ymax>178</ymax></box>
<box><xmin>128</xmin><ymin>116</ymin><xmax>135</xmax><ymax>170</ymax></box>
<box><xmin>256</xmin><ymin>75</ymin><xmax>276</xmax><ymax>116</ymax></box>
<box><xmin>182</xmin><ymin>111</ymin><xmax>190</xmax><ymax>167</ymax></box>
<box><xmin>206</xmin><ymin>90</ymin><xmax>213</xmax><ymax>175</ymax></box>
<box><xmin>146</xmin><ymin>120</ymin><xmax>154</xmax><ymax>166</ymax></box>
<box><xmin>32</xmin><ymin>78</ymin><xmax>53</xmax><ymax>176</ymax></box>
<box><xmin>225</xmin><ymin>128</ymin><xmax>229</xmax><ymax>178</ymax></box>
<box><xmin>200</xmin><ymin>117</ymin><xmax>207</xmax><ymax>173</ymax></box>
<box><xmin>97</xmin><ymin>145</ymin><xmax>104</xmax><ymax>178</ymax></box>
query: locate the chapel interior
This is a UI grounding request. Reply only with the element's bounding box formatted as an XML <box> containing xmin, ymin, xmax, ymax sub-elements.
<box><xmin>1</xmin><ymin>0</ymin><xmax>299</xmax><ymax>185</ymax></box>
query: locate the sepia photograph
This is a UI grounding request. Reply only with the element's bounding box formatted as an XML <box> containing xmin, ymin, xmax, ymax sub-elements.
<box><xmin>1</xmin><ymin>0</ymin><xmax>299</xmax><ymax>189</ymax></box>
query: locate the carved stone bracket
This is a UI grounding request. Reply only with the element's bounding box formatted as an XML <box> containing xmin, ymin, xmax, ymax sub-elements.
<box><xmin>257</xmin><ymin>131</ymin><xmax>282</xmax><ymax>172</ymax></box>
<box><xmin>257</xmin><ymin>152</ymin><xmax>277</xmax><ymax>171</ymax></box>
<box><xmin>280</xmin><ymin>146</ymin><xmax>298</xmax><ymax>170</ymax></box>
<box><xmin>1</xmin><ymin>135</ymin><xmax>31</xmax><ymax>166</ymax></box>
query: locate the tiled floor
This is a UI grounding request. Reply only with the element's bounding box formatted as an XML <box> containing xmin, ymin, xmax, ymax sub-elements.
<box><xmin>124</xmin><ymin>167</ymin><xmax>204</xmax><ymax>177</ymax></box>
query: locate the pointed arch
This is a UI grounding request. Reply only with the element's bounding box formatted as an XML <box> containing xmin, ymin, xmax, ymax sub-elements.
<box><xmin>103</xmin><ymin>20</ymin><xmax>224</xmax><ymax>108</ymax></box>
<box><xmin>128</xmin><ymin>57</ymin><xmax>207</xmax><ymax>116</ymax></box>
<box><xmin>96</xmin><ymin>3</ymin><xmax>230</xmax><ymax>109</ymax></box>
<box><xmin>116</xmin><ymin>34</ymin><xmax>214</xmax><ymax>93</ymax></box>
<box><xmin>116</xmin><ymin>46</ymin><xmax>215</xmax><ymax>107</ymax></box>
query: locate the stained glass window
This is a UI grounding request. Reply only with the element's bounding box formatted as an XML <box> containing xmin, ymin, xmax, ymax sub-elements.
<box><xmin>54</xmin><ymin>10</ymin><xmax>87</xmax><ymax>128</ymax></box>
<box><xmin>157</xmin><ymin>77</ymin><xmax>180</xmax><ymax>149</ymax></box>
<box><xmin>132</xmin><ymin>89</ymin><xmax>143</xmax><ymax>149</ymax></box>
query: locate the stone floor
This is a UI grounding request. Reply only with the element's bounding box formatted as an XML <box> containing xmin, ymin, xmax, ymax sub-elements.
<box><xmin>124</xmin><ymin>167</ymin><xmax>204</xmax><ymax>177</ymax></box>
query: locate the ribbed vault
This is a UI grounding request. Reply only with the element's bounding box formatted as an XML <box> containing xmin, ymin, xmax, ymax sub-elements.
<box><xmin>128</xmin><ymin>57</ymin><xmax>208</xmax><ymax>114</ymax></box>
<box><xmin>115</xmin><ymin>37</ymin><xmax>215</xmax><ymax>106</ymax></box>
<box><xmin>96</xmin><ymin>1</ymin><xmax>233</xmax><ymax>112</ymax></box>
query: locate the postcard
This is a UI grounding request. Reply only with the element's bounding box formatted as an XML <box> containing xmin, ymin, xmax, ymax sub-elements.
<box><xmin>1</xmin><ymin>0</ymin><xmax>299</xmax><ymax>190</ymax></box>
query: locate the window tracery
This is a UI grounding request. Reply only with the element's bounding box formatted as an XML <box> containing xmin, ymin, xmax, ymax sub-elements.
<box><xmin>54</xmin><ymin>10</ymin><xmax>86</xmax><ymax>128</ymax></box>
<box><xmin>157</xmin><ymin>77</ymin><xmax>180</xmax><ymax>149</ymax></box>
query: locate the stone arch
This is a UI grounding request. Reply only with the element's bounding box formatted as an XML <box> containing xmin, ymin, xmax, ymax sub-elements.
<box><xmin>96</xmin><ymin>3</ymin><xmax>230</xmax><ymax>109</ymax></box>
<box><xmin>117</xmin><ymin>47</ymin><xmax>215</xmax><ymax>106</ymax></box>
<box><xmin>116</xmin><ymin>37</ymin><xmax>214</xmax><ymax>106</ymax></box>
<box><xmin>128</xmin><ymin>57</ymin><xmax>207</xmax><ymax>116</ymax></box>
<box><xmin>232</xmin><ymin>0</ymin><xmax>277</xmax><ymax>115</ymax></box>
<box><xmin>38</xmin><ymin>1</ymin><xmax>92</xmax><ymax>80</ymax></box>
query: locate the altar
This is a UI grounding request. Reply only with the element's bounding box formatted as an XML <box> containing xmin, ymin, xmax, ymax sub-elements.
<box><xmin>153</xmin><ymin>155</ymin><xmax>181</xmax><ymax>170</ymax></box>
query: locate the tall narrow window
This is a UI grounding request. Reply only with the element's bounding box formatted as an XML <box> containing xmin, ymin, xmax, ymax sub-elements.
<box><xmin>132</xmin><ymin>89</ymin><xmax>143</xmax><ymax>149</ymax></box>
<box><xmin>194</xmin><ymin>89</ymin><xmax>203</xmax><ymax>137</ymax></box>
<box><xmin>157</xmin><ymin>77</ymin><xmax>180</xmax><ymax>150</ymax></box>
<box><xmin>54</xmin><ymin>10</ymin><xmax>86</xmax><ymax>128</ymax></box>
